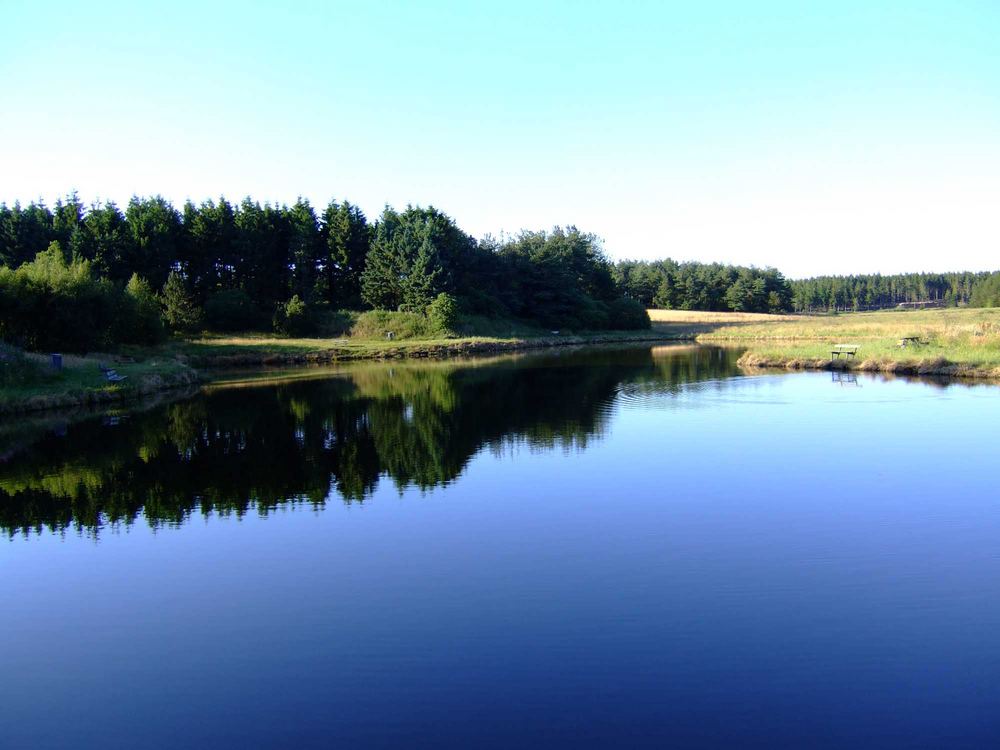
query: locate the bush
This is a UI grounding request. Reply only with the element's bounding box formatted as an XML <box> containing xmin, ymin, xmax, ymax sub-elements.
<box><xmin>349</xmin><ymin>310</ymin><xmax>438</xmax><ymax>340</ymax></box>
<box><xmin>608</xmin><ymin>297</ymin><xmax>651</xmax><ymax>330</ymax></box>
<box><xmin>273</xmin><ymin>295</ymin><xmax>315</xmax><ymax>336</ymax></box>
<box><xmin>0</xmin><ymin>243</ymin><xmax>119</xmax><ymax>351</ymax></box>
<box><xmin>574</xmin><ymin>295</ymin><xmax>611</xmax><ymax>330</ymax></box>
<box><xmin>312</xmin><ymin>309</ymin><xmax>354</xmax><ymax>337</ymax></box>
<box><xmin>0</xmin><ymin>343</ymin><xmax>41</xmax><ymax>387</ymax></box>
<box><xmin>117</xmin><ymin>274</ymin><xmax>166</xmax><ymax>344</ymax></box>
<box><xmin>426</xmin><ymin>293</ymin><xmax>459</xmax><ymax>335</ymax></box>
<box><xmin>205</xmin><ymin>288</ymin><xmax>263</xmax><ymax>331</ymax></box>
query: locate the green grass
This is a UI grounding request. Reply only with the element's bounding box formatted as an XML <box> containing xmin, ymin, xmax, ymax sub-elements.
<box><xmin>0</xmin><ymin>352</ymin><xmax>197</xmax><ymax>413</ymax></box>
<box><xmin>647</xmin><ymin>307</ymin><xmax>1000</xmax><ymax>373</ymax></box>
<box><xmin>170</xmin><ymin>311</ymin><xmax>670</xmax><ymax>364</ymax></box>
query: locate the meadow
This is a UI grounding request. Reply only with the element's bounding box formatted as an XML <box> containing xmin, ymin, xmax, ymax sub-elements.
<box><xmin>649</xmin><ymin>307</ymin><xmax>1000</xmax><ymax>376</ymax></box>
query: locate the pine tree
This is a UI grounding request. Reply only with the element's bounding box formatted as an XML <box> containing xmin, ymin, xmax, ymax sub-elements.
<box><xmin>161</xmin><ymin>271</ymin><xmax>202</xmax><ymax>332</ymax></box>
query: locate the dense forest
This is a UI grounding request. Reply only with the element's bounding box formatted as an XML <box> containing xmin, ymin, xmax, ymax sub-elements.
<box><xmin>613</xmin><ymin>259</ymin><xmax>793</xmax><ymax>313</ymax></box>
<box><xmin>0</xmin><ymin>194</ymin><xmax>649</xmax><ymax>350</ymax></box>
<box><xmin>615</xmin><ymin>261</ymin><xmax>1000</xmax><ymax>313</ymax></box>
<box><xmin>788</xmin><ymin>272</ymin><xmax>1000</xmax><ymax>312</ymax></box>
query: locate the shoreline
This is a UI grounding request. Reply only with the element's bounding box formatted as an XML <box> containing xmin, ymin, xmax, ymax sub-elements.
<box><xmin>0</xmin><ymin>369</ymin><xmax>203</xmax><ymax>416</ymax></box>
<box><xmin>1</xmin><ymin>331</ymin><xmax>682</xmax><ymax>416</ymax></box>
<box><xmin>8</xmin><ymin>309</ymin><xmax>1000</xmax><ymax>416</ymax></box>
<box><xmin>182</xmin><ymin>331</ymin><xmax>684</xmax><ymax>368</ymax></box>
<box><xmin>736</xmin><ymin>350</ymin><xmax>1000</xmax><ymax>380</ymax></box>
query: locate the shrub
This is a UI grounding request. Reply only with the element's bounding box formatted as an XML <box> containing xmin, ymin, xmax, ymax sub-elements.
<box><xmin>312</xmin><ymin>309</ymin><xmax>354</xmax><ymax>337</ymax></box>
<box><xmin>273</xmin><ymin>295</ymin><xmax>315</xmax><ymax>336</ymax></box>
<box><xmin>117</xmin><ymin>274</ymin><xmax>166</xmax><ymax>344</ymax></box>
<box><xmin>426</xmin><ymin>293</ymin><xmax>459</xmax><ymax>335</ymax></box>
<box><xmin>0</xmin><ymin>243</ymin><xmax>119</xmax><ymax>351</ymax></box>
<box><xmin>349</xmin><ymin>310</ymin><xmax>438</xmax><ymax>340</ymax></box>
<box><xmin>608</xmin><ymin>297</ymin><xmax>651</xmax><ymax>330</ymax></box>
<box><xmin>574</xmin><ymin>295</ymin><xmax>611</xmax><ymax>330</ymax></box>
<box><xmin>0</xmin><ymin>343</ymin><xmax>41</xmax><ymax>387</ymax></box>
<box><xmin>205</xmin><ymin>288</ymin><xmax>263</xmax><ymax>331</ymax></box>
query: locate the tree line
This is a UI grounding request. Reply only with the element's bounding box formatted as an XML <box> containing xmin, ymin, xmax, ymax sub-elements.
<box><xmin>616</xmin><ymin>260</ymin><xmax>1000</xmax><ymax>314</ymax></box>
<box><xmin>613</xmin><ymin>259</ymin><xmax>793</xmax><ymax>312</ymax></box>
<box><xmin>0</xmin><ymin>194</ymin><xmax>649</xmax><ymax>350</ymax></box>
<box><xmin>788</xmin><ymin>272</ymin><xmax>1000</xmax><ymax>312</ymax></box>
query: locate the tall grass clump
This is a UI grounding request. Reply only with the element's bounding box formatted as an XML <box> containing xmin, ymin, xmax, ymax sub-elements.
<box><xmin>0</xmin><ymin>344</ymin><xmax>42</xmax><ymax>387</ymax></box>
<box><xmin>349</xmin><ymin>310</ymin><xmax>439</xmax><ymax>340</ymax></box>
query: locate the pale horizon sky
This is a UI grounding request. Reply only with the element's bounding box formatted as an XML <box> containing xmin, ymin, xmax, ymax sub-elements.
<box><xmin>2</xmin><ymin>0</ymin><xmax>998</xmax><ymax>279</ymax></box>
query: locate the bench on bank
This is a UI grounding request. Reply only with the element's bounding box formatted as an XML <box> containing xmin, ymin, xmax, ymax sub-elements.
<box><xmin>99</xmin><ymin>363</ymin><xmax>127</xmax><ymax>383</ymax></box>
<box><xmin>831</xmin><ymin>344</ymin><xmax>859</xmax><ymax>360</ymax></box>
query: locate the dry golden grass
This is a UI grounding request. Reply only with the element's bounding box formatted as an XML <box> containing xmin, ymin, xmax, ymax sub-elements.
<box><xmin>647</xmin><ymin>307</ymin><xmax>1000</xmax><ymax>373</ymax></box>
<box><xmin>647</xmin><ymin>309</ymin><xmax>798</xmax><ymax>324</ymax></box>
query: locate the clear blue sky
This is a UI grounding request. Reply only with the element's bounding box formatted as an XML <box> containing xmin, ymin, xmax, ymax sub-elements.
<box><xmin>2</xmin><ymin>0</ymin><xmax>998</xmax><ymax>277</ymax></box>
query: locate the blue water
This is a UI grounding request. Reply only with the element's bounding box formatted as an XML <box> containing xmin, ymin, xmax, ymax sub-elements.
<box><xmin>2</xmin><ymin>346</ymin><xmax>1000</xmax><ymax>748</ymax></box>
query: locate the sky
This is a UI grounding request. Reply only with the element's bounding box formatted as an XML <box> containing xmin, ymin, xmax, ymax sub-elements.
<box><xmin>1</xmin><ymin>0</ymin><xmax>998</xmax><ymax>278</ymax></box>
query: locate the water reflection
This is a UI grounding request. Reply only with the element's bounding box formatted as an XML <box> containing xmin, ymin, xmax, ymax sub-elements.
<box><xmin>0</xmin><ymin>345</ymin><xmax>742</xmax><ymax>536</ymax></box>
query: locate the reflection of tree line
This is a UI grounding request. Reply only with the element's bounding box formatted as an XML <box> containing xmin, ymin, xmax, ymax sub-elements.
<box><xmin>0</xmin><ymin>346</ymin><xmax>741</xmax><ymax>535</ymax></box>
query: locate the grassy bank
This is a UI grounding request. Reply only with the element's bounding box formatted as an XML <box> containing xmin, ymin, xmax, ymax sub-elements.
<box><xmin>172</xmin><ymin>327</ymin><xmax>677</xmax><ymax>368</ymax></box>
<box><xmin>8</xmin><ymin>307</ymin><xmax>999</xmax><ymax>414</ymax></box>
<box><xmin>1</xmin><ymin>315</ymin><xmax>677</xmax><ymax>413</ymax></box>
<box><xmin>0</xmin><ymin>350</ymin><xmax>201</xmax><ymax>414</ymax></box>
<box><xmin>648</xmin><ymin>307</ymin><xmax>1000</xmax><ymax>378</ymax></box>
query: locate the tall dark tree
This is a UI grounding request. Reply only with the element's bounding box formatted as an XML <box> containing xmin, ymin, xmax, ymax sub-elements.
<box><xmin>233</xmin><ymin>199</ymin><xmax>289</xmax><ymax>309</ymax></box>
<box><xmin>125</xmin><ymin>196</ymin><xmax>182</xmax><ymax>289</ymax></box>
<box><xmin>285</xmin><ymin>199</ymin><xmax>321</xmax><ymax>301</ymax></box>
<box><xmin>181</xmin><ymin>197</ymin><xmax>237</xmax><ymax>301</ymax></box>
<box><xmin>320</xmin><ymin>200</ymin><xmax>369</xmax><ymax>308</ymax></box>
<box><xmin>52</xmin><ymin>192</ymin><xmax>84</xmax><ymax>251</ymax></box>
<box><xmin>0</xmin><ymin>201</ymin><xmax>53</xmax><ymax>267</ymax></box>
<box><xmin>69</xmin><ymin>202</ymin><xmax>131</xmax><ymax>280</ymax></box>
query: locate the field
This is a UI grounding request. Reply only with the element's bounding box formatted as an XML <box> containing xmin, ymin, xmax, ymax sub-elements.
<box><xmin>650</xmin><ymin>307</ymin><xmax>1000</xmax><ymax>376</ymax></box>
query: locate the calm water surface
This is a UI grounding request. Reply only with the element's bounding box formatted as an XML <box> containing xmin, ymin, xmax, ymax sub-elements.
<box><xmin>3</xmin><ymin>345</ymin><xmax>1000</xmax><ymax>748</ymax></box>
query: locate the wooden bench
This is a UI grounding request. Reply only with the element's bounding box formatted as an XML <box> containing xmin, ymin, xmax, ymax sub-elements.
<box><xmin>831</xmin><ymin>344</ymin><xmax>859</xmax><ymax>360</ymax></box>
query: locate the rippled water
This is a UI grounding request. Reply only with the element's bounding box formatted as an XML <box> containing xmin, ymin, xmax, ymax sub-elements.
<box><xmin>3</xmin><ymin>345</ymin><xmax>1000</xmax><ymax>748</ymax></box>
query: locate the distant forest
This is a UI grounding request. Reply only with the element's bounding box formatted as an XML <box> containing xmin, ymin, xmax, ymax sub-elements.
<box><xmin>614</xmin><ymin>261</ymin><xmax>1000</xmax><ymax>313</ymax></box>
<box><xmin>788</xmin><ymin>272</ymin><xmax>1000</xmax><ymax>312</ymax></box>
<box><xmin>2</xmin><ymin>195</ymin><xmax>999</xmax><ymax>351</ymax></box>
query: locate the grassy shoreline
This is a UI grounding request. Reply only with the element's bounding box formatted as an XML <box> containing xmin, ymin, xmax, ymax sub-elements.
<box><xmin>6</xmin><ymin>307</ymin><xmax>1000</xmax><ymax>415</ymax></box>
<box><xmin>0</xmin><ymin>328</ymin><xmax>679</xmax><ymax>415</ymax></box>
<box><xmin>648</xmin><ymin>308</ymin><xmax>1000</xmax><ymax>379</ymax></box>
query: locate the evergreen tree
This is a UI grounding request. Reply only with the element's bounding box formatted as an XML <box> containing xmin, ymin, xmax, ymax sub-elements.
<box><xmin>161</xmin><ymin>271</ymin><xmax>202</xmax><ymax>332</ymax></box>
<box><xmin>125</xmin><ymin>196</ymin><xmax>182</xmax><ymax>289</ymax></box>
<box><xmin>286</xmin><ymin>199</ymin><xmax>321</xmax><ymax>300</ymax></box>
<box><xmin>321</xmin><ymin>200</ymin><xmax>369</xmax><ymax>308</ymax></box>
<box><xmin>120</xmin><ymin>273</ymin><xmax>166</xmax><ymax>343</ymax></box>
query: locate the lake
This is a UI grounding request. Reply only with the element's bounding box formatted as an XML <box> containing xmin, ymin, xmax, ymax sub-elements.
<box><xmin>3</xmin><ymin>344</ymin><xmax>1000</xmax><ymax>748</ymax></box>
